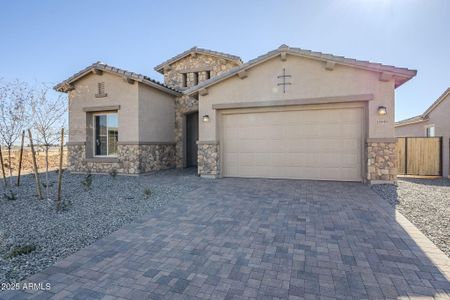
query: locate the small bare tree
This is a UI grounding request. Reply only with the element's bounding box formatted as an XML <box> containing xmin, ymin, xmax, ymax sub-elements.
<box><xmin>29</xmin><ymin>84</ymin><xmax>67</xmax><ymax>200</ymax></box>
<box><xmin>0</xmin><ymin>80</ymin><xmax>30</xmax><ymax>187</ymax></box>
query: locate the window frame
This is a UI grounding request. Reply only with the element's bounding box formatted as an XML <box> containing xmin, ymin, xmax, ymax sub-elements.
<box><xmin>425</xmin><ymin>124</ymin><xmax>435</xmax><ymax>137</ymax></box>
<box><xmin>92</xmin><ymin>112</ymin><xmax>118</xmax><ymax>157</ymax></box>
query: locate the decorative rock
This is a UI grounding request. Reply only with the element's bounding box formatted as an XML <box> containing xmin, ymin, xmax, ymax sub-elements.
<box><xmin>67</xmin><ymin>144</ymin><xmax>176</xmax><ymax>175</ymax></box>
<box><xmin>367</xmin><ymin>141</ymin><xmax>397</xmax><ymax>182</ymax></box>
<box><xmin>197</xmin><ymin>143</ymin><xmax>220</xmax><ymax>176</ymax></box>
<box><xmin>162</xmin><ymin>53</ymin><xmax>239</xmax><ymax>89</ymax></box>
<box><xmin>175</xmin><ymin>95</ymin><xmax>199</xmax><ymax>168</ymax></box>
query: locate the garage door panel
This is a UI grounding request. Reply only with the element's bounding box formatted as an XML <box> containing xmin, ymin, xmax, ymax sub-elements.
<box><xmin>342</xmin><ymin>124</ymin><xmax>362</xmax><ymax>137</ymax></box>
<box><xmin>319</xmin><ymin>125</ymin><xmax>342</xmax><ymax>137</ymax></box>
<box><xmin>223</xmin><ymin>140</ymin><xmax>239</xmax><ymax>153</ymax></box>
<box><xmin>271</xmin><ymin>153</ymin><xmax>291</xmax><ymax>167</ymax></box>
<box><xmin>239</xmin><ymin>153</ymin><xmax>271</xmax><ymax>166</ymax></box>
<box><xmin>270</xmin><ymin>140</ymin><xmax>287</xmax><ymax>153</ymax></box>
<box><xmin>343</xmin><ymin>109</ymin><xmax>361</xmax><ymax>122</ymax></box>
<box><xmin>223</xmin><ymin>114</ymin><xmax>242</xmax><ymax>127</ymax></box>
<box><xmin>239</xmin><ymin>126</ymin><xmax>281</xmax><ymax>140</ymax></box>
<box><xmin>287</xmin><ymin>153</ymin><xmax>320</xmax><ymax>166</ymax></box>
<box><xmin>285</xmin><ymin>167</ymin><xmax>321</xmax><ymax>179</ymax></box>
<box><xmin>320</xmin><ymin>153</ymin><xmax>343</xmax><ymax>167</ymax></box>
<box><xmin>240</xmin><ymin>140</ymin><xmax>270</xmax><ymax>153</ymax></box>
<box><xmin>342</xmin><ymin>139</ymin><xmax>360</xmax><ymax>151</ymax></box>
<box><xmin>283</xmin><ymin>124</ymin><xmax>319</xmax><ymax>138</ymax></box>
<box><xmin>239</xmin><ymin>166</ymin><xmax>273</xmax><ymax>177</ymax></box>
<box><xmin>222</xmin><ymin>107</ymin><xmax>363</xmax><ymax>181</ymax></box>
<box><xmin>342</xmin><ymin>167</ymin><xmax>361</xmax><ymax>180</ymax></box>
<box><xmin>223</xmin><ymin>127</ymin><xmax>239</xmax><ymax>140</ymax></box>
<box><xmin>224</xmin><ymin>166</ymin><xmax>238</xmax><ymax>176</ymax></box>
<box><xmin>341</xmin><ymin>153</ymin><xmax>360</xmax><ymax>165</ymax></box>
<box><xmin>223</xmin><ymin>153</ymin><xmax>238</xmax><ymax>165</ymax></box>
<box><xmin>318</xmin><ymin>139</ymin><xmax>343</xmax><ymax>152</ymax></box>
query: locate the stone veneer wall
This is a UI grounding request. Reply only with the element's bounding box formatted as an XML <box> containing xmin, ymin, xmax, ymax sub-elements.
<box><xmin>163</xmin><ymin>54</ymin><xmax>240</xmax><ymax>89</ymax></box>
<box><xmin>198</xmin><ymin>143</ymin><xmax>220</xmax><ymax>177</ymax></box>
<box><xmin>139</xmin><ymin>144</ymin><xmax>176</xmax><ymax>173</ymax></box>
<box><xmin>175</xmin><ymin>95</ymin><xmax>199</xmax><ymax>168</ymax></box>
<box><xmin>67</xmin><ymin>143</ymin><xmax>175</xmax><ymax>174</ymax></box>
<box><xmin>367</xmin><ymin>141</ymin><xmax>397</xmax><ymax>182</ymax></box>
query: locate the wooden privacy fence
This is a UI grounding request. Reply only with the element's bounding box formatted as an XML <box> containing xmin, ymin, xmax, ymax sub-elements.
<box><xmin>397</xmin><ymin>137</ymin><xmax>442</xmax><ymax>176</ymax></box>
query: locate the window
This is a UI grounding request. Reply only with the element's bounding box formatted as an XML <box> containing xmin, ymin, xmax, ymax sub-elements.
<box><xmin>193</xmin><ymin>72</ymin><xmax>199</xmax><ymax>85</ymax></box>
<box><xmin>425</xmin><ymin>125</ymin><xmax>435</xmax><ymax>137</ymax></box>
<box><xmin>181</xmin><ymin>73</ymin><xmax>187</xmax><ymax>87</ymax></box>
<box><xmin>205</xmin><ymin>71</ymin><xmax>211</xmax><ymax>80</ymax></box>
<box><xmin>94</xmin><ymin>113</ymin><xmax>118</xmax><ymax>156</ymax></box>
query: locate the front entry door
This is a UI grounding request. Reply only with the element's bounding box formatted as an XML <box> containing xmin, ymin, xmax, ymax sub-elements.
<box><xmin>186</xmin><ymin>112</ymin><xmax>199</xmax><ymax>167</ymax></box>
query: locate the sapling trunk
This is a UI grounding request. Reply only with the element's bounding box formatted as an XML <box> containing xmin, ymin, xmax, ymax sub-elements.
<box><xmin>45</xmin><ymin>146</ymin><xmax>49</xmax><ymax>200</ymax></box>
<box><xmin>56</xmin><ymin>128</ymin><xmax>64</xmax><ymax>210</ymax></box>
<box><xmin>7</xmin><ymin>147</ymin><xmax>13</xmax><ymax>187</ymax></box>
<box><xmin>17</xmin><ymin>130</ymin><xmax>25</xmax><ymax>186</ymax></box>
<box><xmin>0</xmin><ymin>145</ymin><xmax>7</xmax><ymax>187</ymax></box>
<box><xmin>28</xmin><ymin>129</ymin><xmax>43</xmax><ymax>200</ymax></box>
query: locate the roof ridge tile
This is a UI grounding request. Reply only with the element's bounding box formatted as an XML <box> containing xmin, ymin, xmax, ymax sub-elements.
<box><xmin>54</xmin><ymin>62</ymin><xmax>181</xmax><ymax>94</ymax></box>
<box><xmin>154</xmin><ymin>47</ymin><xmax>242</xmax><ymax>72</ymax></box>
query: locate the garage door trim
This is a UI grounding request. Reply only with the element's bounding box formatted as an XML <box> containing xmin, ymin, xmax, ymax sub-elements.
<box><xmin>218</xmin><ymin>102</ymin><xmax>367</xmax><ymax>181</ymax></box>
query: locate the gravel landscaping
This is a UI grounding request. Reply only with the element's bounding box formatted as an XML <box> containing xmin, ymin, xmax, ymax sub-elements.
<box><xmin>0</xmin><ymin>169</ymin><xmax>198</xmax><ymax>283</ymax></box>
<box><xmin>372</xmin><ymin>178</ymin><xmax>450</xmax><ymax>258</ymax></box>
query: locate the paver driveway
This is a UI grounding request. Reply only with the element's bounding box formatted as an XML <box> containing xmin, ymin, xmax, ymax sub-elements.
<box><xmin>2</xmin><ymin>173</ymin><xmax>450</xmax><ymax>299</ymax></box>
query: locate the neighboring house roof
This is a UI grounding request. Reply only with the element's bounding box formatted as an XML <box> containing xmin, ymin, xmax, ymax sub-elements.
<box><xmin>184</xmin><ymin>44</ymin><xmax>417</xmax><ymax>95</ymax></box>
<box><xmin>54</xmin><ymin>62</ymin><xmax>181</xmax><ymax>96</ymax></box>
<box><xmin>395</xmin><ymin>87</ymin><xmax>450</xmax><ymax>127</ymax></box>
<box><xmin>154</xmin><ymin>46</ymin><xmax>242</xmax><ymax>74</ymax></box>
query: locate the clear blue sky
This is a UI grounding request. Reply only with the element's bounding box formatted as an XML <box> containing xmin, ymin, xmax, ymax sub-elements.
<box><xmin>0</xmin><ymin>0</ymin><xmax>448</xmax><ymax>121</ymax></box>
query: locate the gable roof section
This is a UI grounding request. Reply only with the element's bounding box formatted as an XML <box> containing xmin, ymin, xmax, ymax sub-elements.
<box><xmin>395</xmin><ymin>87</ymin><xmax>450</xmax><ymax>127</ymax></box>
<box><xmin>154</xmin><ymin>46</ymin><xmax>242</xmax><ymax>74</ymax></box>
<box><xmin>54</xmin><ymin>62</ymin><xmax>181</xmax><ymax>96</ymax></box>
<box><xmin>184</xmin><ymin>44</ymin><xmax>417</xmax><ymax>95</ymax></box>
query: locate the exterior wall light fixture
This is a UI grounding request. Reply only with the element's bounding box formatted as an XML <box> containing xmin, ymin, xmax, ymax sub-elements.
<box><xmin>202</xmin><ymin>114</ymin><xmax>210</xmax><ymax>122</ymax></box>
<box><xmin>377</xmin><ymin>106</ymin><xmax>387</xmax><ymax>116</ymax></box>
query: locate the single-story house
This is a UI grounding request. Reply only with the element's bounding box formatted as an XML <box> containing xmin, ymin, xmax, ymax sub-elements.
<box><xmin>55</xmin><ymin>45</ymin><xmax>416</xmax><ymax>183</ymax></box>
<box><xmin>395</xmin><ymin>87</ymin><xmax>450</xmax><ymax>178</ymax></box>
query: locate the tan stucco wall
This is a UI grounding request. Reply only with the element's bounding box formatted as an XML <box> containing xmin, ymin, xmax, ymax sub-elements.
<box><xmin>395</xmin><ymin>121</ymin><xmax>427</xmax><ymax>137</ymax></box>
<box><xmin>138</xmin><ymin>83</ymin><xmax>176</xmax><ymax>143</ymax></box>
<box><xmin>198</xmin><ymin>55</ymin><xmax>395</xmax><ymax>142</ymax></box>
<box><xmin>68</xmin><ymin>72</ymin><xmax>139</xmax><ymax>144</ymax></box>
<box><xmin>395</xmin><ymin>93</ymin><xmax>450</xmax><ymax>177</ymax></box>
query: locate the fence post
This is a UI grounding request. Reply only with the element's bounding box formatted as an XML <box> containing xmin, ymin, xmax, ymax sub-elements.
<box><xmin>404</xmin><ymin>137</ymin><xmax>408</xmax><ymax>175</ymax></box>
<box><xmin>16</xmin><ymin>130</ymin><xmax>25</xmax><ymax>186</ymax></box>
<box><xmin>440</xmin><ymin>137</ymin><xmax>443</xmax><ymax>176</ymax></box>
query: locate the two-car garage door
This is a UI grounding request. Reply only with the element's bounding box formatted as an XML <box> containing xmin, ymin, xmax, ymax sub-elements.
<box><xmin>221</xmin><ymin>107</ymin><xmax>363</xmax><ymax>181</ymax></box>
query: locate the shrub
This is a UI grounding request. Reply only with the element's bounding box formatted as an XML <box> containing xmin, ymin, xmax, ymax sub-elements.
<box><xmin>143</xmin><ymin>188</ymin><xmax>152</xmax><ymax>198</ymax></box>
<box><xmin>42</xmin><ymin>182</ymin><xmax>54</xmax><ymax>188</ymax></box>
<box><xmin>3</xmin><ymin>189</ymin><xmax>17</xmax><ymax>201</ymax></box>
<box><xmin>81</xmin><ymin>171</ymin><xmax>93</xmax><ymax>191</ymax></box>
<box><xmin>109</xmin><ymin>169</ymin><xmax>118</xmax><ymax>179</ymax></box>
<box><xmin>7</xmin><ymin>245</ymin><xmax>36</xmax><ymax>258</ymax></box>
<box><xmin>59</xmin><ymin>199</ymin><xmax>72</xmax><ymax>211</ymax></box>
